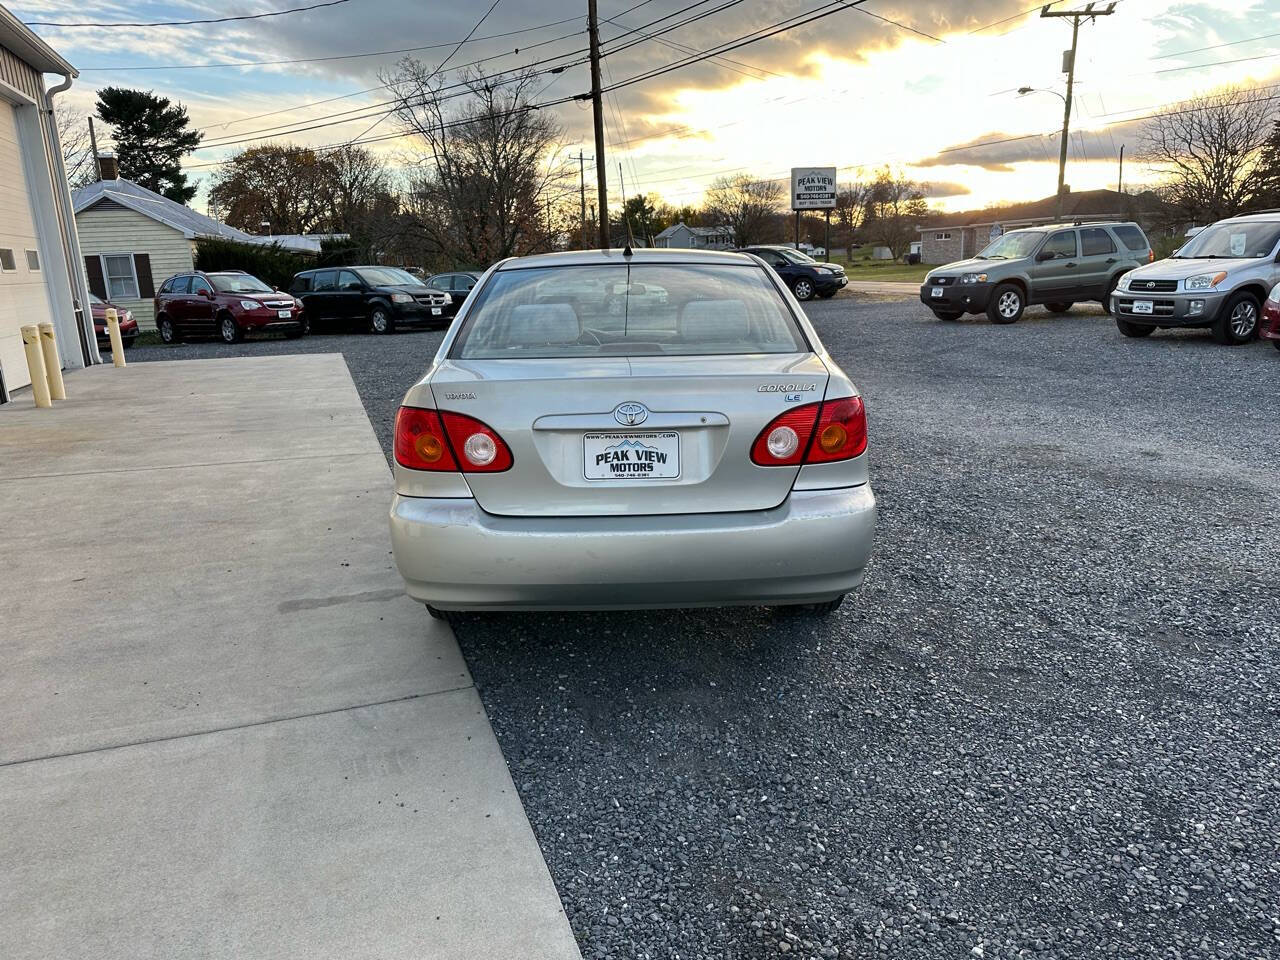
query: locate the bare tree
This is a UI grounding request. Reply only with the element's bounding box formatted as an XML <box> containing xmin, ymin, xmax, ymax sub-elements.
<box><xmin>834</xmin><ymin>175</ymin><xmax>870</xmax><ymax>253</ymax></box>
<box><xmin>865</xmin><ymin>168</ymin><xmax>928</xmax><ymax>260</ymax></box>
<box><xmin>55</xmin><ymin>102</ymin><xmax>95</xmax><ymax>189</ymax></box>
<box><xmin>385</xmin><ymin>62</ymin><xmax>571</xmax><ymax>267</ymax></box>
<box><xmin>702</xmin><ymin>174</ymin><xmax>783</xmax><ymax>247</ymax></box>
<box><xmin>1139</xmin><ymin>86</ymin><xmax>1276</xmax><ymax>222</ymax></box>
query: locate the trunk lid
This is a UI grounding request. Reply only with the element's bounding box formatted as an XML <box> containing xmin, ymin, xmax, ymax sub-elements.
<box><xmin>428</xmin><ymin>353</ymin><xmax>830</xmax><ymax>516</ymax></box>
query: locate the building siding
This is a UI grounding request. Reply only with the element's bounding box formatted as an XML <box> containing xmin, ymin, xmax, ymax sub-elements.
<box><xmin>75</xmin><ymin>200</ymin><xmax>193</xmax><ymax>329</ymax></box>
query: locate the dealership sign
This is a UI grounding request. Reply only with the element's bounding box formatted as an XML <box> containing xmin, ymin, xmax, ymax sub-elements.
<box><xmin>791</xmin><ymin>167</ymin><xmax>837</xmax><ymax>210</ymax></box>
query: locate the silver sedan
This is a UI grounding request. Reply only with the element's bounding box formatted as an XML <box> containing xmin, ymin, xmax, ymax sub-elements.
<box><xmin>388</xmin><ymin>248</ymin><xmax>876</xmax><ymax>616</ymax></box>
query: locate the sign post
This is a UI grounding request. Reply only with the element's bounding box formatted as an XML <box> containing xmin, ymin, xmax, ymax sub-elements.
<box><xmin>791</xmin><ymin>166</ymin><xmax>837</xmax><ymax>254</ymax></box>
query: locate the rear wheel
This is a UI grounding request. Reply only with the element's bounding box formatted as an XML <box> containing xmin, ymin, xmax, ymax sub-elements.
<box><xmin>218</xmin><ymin>313</ymin><xmax>242</xmax><ymax>344</ymax></box>
<box><xmin>426</xmin><ymin>604</ymin><xmax>456</xmax><ymax>623</ymax></box>
<box><xmin>808</xmin><ymin>596</ymin><xmax>845</xmax><ymax>616</ymax></box>
<box><xmin>369</xmin><ymin>305</ymin><xmax>395</xmax><ymax>334</ymax></box>
<box><xmin>987</xmin><ymin>283</ymin><xmax>1024</xmax><ymax>324</ymax></box>
<box><xmin>932</xmin><ymin>309</ymin><xmax>963</xmax><ymax>321</ymax></box>
<box><xmin>1213</xmin><ymin>292</ymin><xmax>1260</xmax><ymax>344</ymax></box>
<box><xmin>1045</xmin><ymin>301</ymin><xmax>1074</xmax><ymax>314</ymax></box>
<box><xmin>792</xmin><ymin>278</ymin><xmax>815</xmax><ymax>301</ymax></box>
<box><xmin>158</xmin><ymin>315</ymin><xmax>179</xmax><ymax>344</ymax></box>
<box><xmin>1115</xmin><ymin>316</ymin><xmax>1154</xmax><ymax>338</ymax></box>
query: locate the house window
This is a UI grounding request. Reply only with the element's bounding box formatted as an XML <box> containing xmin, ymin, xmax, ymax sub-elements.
<box><xmin>102</xmin><ymin>254</ymin><xmax>140</xmax><ymax>300</ymax></box>
<box><xmin>25</xmin><ymin>249</ymin><xmax>39</xmax><ymax>271</ymax></box>
<box><xmin>934</xmin><ymin>232</ymin><xmax>952</xmax><ymax>241</ymax></box>
<box><xmin>0</xmin><ymin>248</ymin><xmax>14</xmax><ymax>271</ymax></box>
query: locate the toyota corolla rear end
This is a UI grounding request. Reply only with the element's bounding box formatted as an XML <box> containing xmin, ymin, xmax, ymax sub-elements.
<box><xmin>388</xmin><ymin>249</ymin><xmax>876</xmax><ymax>613</ymax></box>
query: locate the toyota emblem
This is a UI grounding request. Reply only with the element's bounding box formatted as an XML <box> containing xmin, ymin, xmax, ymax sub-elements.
<box><xmin>613</xmin><ymin>401</ymin><xmax>649</xmax><ymax>426</ymax></box>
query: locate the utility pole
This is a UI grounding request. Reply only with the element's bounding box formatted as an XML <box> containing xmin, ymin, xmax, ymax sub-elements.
<box><xmin>1117</xmin><ymin>143</ymin><xmax>1124</xmax><ymax>194</ymax></box>
<box><xmin>578</xmin><ymin>150</ymin><xmax>588</xmax><ymax>248</ymax></box>
<box><xmin>87</xmin><ymin>117</ymin><xmax>100</xmax><ymax>178</ymax></box>
<box><xmin>1041</xmin><ymin>2</ymin><xmax>1116</xmax><ymax>219</ymax></box>
<box><xmin>587</xmin><ymin>0</ymin><xmax>609</xmax><ymax>249</ymax></box>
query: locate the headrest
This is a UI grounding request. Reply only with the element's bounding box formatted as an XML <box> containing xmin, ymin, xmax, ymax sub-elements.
<box><xmin>680</xmin><ymin>299</ymin><xmax>749</xmax><ymax>341</ymax></box>
<box><xmin>505</xmin><ymin>303</ymin><xmax>580</xmax><ymax>345</ymax></box>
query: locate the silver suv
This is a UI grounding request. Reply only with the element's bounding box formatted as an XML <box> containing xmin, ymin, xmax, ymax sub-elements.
<box><xmin>1112</xmin><ymin>214</ymin><xmax>1280</xmax><ymax>344</ymax></box>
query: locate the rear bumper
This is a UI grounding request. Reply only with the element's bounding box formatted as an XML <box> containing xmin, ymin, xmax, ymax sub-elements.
<box><xmin>389</xmin><ymin>484</ymin><xmax>877</xmax><ymax>610</ymax></box>
<box><xmin>1110</xmin><ymin>290</ymin><xmax>1226</xmax><ymax>326</ymax></box>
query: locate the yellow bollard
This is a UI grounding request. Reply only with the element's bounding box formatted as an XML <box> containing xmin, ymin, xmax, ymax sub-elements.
<box><xmin>105</xmin><ymin>307</ymin><xmax>126</xmax><ymax>367</ymax></box>
<box><xmin>37</xmin><ymin>321</ymin><xmax>66</xmax><ymax>400</ymax></box>
<box><xmin>20</xmin><ymin>324</ymin><xmax>52</xmax><ymax>408</ymax></box>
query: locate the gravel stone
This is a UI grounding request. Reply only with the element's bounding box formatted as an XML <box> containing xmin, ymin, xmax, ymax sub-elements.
<box><xmin>132</xmin><ymin>298</ymin><xmax>1280</xmax><ymax>958</ymax></box>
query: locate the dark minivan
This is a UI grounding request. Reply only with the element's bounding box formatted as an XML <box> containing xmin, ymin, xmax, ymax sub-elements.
<box><xmin>290</xmin><ymin>266</ymin><xmax>452</xmax><ymax>333</ymax></box>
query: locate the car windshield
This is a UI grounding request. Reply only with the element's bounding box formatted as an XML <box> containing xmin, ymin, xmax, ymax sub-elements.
<box><xmin>88</xmin><ymin>293</ymin><xmax>105</xmax><ymax>305</ymax></box>
<box><xmin>977</xmin><ymin>231</ymin><xmax>1043</xmax><ymax>260</ymax></box>
<box><xmin>452</xmin><ymin>263</ymin><xmax>807</xmax><ymax>359</ymax></box>
<box><xmin>210</xmin><ymin>274</ymin><xmax>273</xmax><ymax>293</ymax></box>
<box><xmin>1173</xmin><ymin>221</ymin><xmax>1280</xmax><ymax>259</ymax></box>
<box><xmin>776</xmin><ymin>248</ymin><xmax>816</xmax><ymax>264</ymax></box>
<box><xmin>356</xmin><ymin>267</ymin><xmax>415</xmax><ymax>286</ymax></box>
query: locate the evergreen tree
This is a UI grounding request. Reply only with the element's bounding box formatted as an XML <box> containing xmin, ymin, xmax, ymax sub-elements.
<box><xmin>95</xmin><ymin>87</ymin><xmax>202</xmax><ymax>203</ymax></box>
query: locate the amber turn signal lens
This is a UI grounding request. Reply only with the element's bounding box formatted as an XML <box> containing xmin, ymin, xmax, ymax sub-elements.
<box><xmin>818</xmin><ymin>423</ymin><xmax>847</xmax><ymax>453</ymax></box>
<box><xmin>414</xmin><ymin>433</ymin><xmax>444</xmax><ymax>462</ymax></box>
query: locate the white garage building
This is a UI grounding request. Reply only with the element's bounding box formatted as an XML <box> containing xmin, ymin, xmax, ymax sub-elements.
<box><xmin>0</xmin><ymin>5</ymin><xmax>96</xmax><ymax>402</ymax></box>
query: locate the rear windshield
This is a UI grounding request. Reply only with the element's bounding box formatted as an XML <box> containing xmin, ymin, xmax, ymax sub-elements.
<box><xmin>451</xmin><ymin>263</ymin><xmax>808</xmax><ymax>359</ymax></box>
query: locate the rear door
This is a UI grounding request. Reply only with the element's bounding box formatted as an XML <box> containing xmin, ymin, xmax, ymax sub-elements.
<box><xmin>1030</xmin><ymin>229</ymin><xmax>1080</xmax><ymax>299</ymax></box>
<box><xmin>1078</xmin><ymin>226</ymin><xmax>1119</xmax><ymax>298</ymax></box>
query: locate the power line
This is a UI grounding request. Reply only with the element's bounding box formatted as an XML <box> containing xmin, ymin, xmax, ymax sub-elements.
<box><xmin>845</xmin><ymin>2</ymin><xmax>944</xmax><ymax>44</ymax></box>
<box><xmin>1152</xmin><ymin>31</ymin><xmax>1280</xmax><ymax>61</ymax></box>
<box><xmin>965</xmin><ymin>1</ymin><xmax>1062</xmax><ymax>35</ymax></box>
<box><xmin>26</xmin><ymin>0</ymin><xmax>350</xmax><ymax>28</ymax></box>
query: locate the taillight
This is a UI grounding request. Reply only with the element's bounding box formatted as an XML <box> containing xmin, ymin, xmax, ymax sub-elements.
<box><xmin>1148</xmin><ymin>249</ymin><xmax>1155</xmax><ymax>263</ymax></box>
<box><xmin>751</xmin><ymin>397</ymin><xmax>867</xmax><ymax>466</ymax></box>
<box><xmin>438</xmin><ymin>411</ymin><xmax>513</xmax><ymax>472</ymax></box>
<box><xmin>394</xmin><ymin>406</ymin><xmax>512</xmax><ymax>472</ymax></box>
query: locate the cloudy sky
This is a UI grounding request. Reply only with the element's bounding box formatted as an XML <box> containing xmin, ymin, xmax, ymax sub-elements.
<box><xmin>15</xmin><ymin>0</ymin><xmax>1280</xmax><ymax>213</ymax></box>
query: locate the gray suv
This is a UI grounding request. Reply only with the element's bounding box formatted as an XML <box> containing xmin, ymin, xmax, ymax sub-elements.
<box><xmin>1111</xmin><ymin>214</ymin><xmax>1280</xmax><ymax>344</ymax></box>
<box><xmin>920</xmin><ymin>221</ymin><xmax>1152</xmax><ymax>324</ymax></box>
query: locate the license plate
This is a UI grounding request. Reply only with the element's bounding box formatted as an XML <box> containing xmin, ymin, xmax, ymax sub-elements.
<box><xmin>277</xmin><ymin>309</ymin><xmax>292</xmax><ymax>318</ymax></box>
<box><xmin>931</xmin><ymin>287</ymin><xmax>944</xmax><ymax>298</ymax></box>
<box><xmin>1132</xmin><ymin>300</ymin><xmax>1154</xmax><ymax>314</ymax></box>
<box><xmin>583</xmin><ymin>432</ymin><xmax>679</xmax><ymax>481</ymax></box>
<box><xmin>431</xmin><ymin>307</ymin><xmax>442</xmax><ymax>316</ymax></box>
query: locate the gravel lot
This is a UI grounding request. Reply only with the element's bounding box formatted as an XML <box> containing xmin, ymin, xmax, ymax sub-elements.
<box><xmin>132</xmin><ymin>299</ymin><xmax>1280</xmax><ymax>959</ymax></box>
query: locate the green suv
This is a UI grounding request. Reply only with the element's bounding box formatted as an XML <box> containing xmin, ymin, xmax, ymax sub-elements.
<box><xmin>920</xmin><ymin>221</ymin><xmax>1152</xmax><ymax>323</ymax></box>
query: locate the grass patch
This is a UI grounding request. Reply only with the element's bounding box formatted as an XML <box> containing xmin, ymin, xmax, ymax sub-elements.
<box><xmin>836</xmin><ymin>258</ymin><xmax>931</xmax><ymax>283</ymax></box>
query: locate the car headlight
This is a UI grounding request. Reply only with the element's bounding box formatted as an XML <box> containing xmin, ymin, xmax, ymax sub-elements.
<box><xmin>238</xmin><ymin>300</ymin><xmax>262</xmax><ymax>310</ymax></box>
<box><xmin>1185</xmin><ymin>272</ymin><xmax>1227</xmax><ymax>290</ymax></box>
<box><xmin>391</xmin><ymin>292</ymin><xmax>414</xmax><ymax>303</ymax></box>
<box><xmin>123</xmin><ymin>310</ymin><xmax>133</xmax><ymax>323</ymax></box>
<box><xmin>815</xmin><ymin>266</ymin><xmax>836</xmax><ymax>275</ymax></box>
<box><xmin>442</xmin><ymin>292</ymin><xmax>453</xmax><ymax>303</ymax></box>
<box><xmin>960</xmin><ymin>273</ymin><xmax>988</xmax><ymax>284</ymax></box>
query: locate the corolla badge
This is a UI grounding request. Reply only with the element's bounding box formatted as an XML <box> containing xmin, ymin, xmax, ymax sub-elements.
<box><xmin>613</xmin><ymin>401</ymin><xmax>649</xmax><ymax>426</ymax></box>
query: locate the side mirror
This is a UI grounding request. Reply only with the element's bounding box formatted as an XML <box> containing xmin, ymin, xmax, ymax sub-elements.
<box><xmin>1036</xmin><ymin>251</ymin><xmax>1054</xmax><ymax>262</ymax></box>
<box><xmin>203</xmin><ymin>288</ymin><xmax>215</xmax><ymax>299</ymax></box>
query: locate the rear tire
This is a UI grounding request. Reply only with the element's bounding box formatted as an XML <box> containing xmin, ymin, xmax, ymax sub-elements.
<box><xmin>1115</xmin><ymin>316</ymin><xmax>1154</xmax><ymax>338</ymax></box>
<box><xmin>987</xmin><ymin>283</ymin><xmax>1024</xmax><ymax>324</ymax></box>
<box><xmin>932</xmin><ymin>309</ymin><xmax>963</xmax><ymax>321</ymax></box>
<box><xmin>807</xmin><ymin>596</ymin><xmax>845</xmax><ymax>616</ymax></box>
<box><xmin>1212</xmin><ymin>291</ymin><xmax>1260</xmax><ymax>344</ymax></box>
<box><xmin>1045</xmin><ymin>301</ymin><xmax>1074</xmax><ymax>314</ymax></box>
<box><xmin>426</xmin><ymin>604</ymin><xmax>456</xmax><ymax>623</ymax></box>
<box><xmin>218</xmin><ymin>313</ymin><xmax>242</xmax><ymax>344</ymax></box>
<box><xmin>158</xmin><ymin>315</ymin><xmax>180</xmax><ymax>344</ymax></box>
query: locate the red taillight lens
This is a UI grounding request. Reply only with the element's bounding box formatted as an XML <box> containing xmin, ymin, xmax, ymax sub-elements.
<box><xmin>395</xmin><ymin>407</ymin><xmax>514</xmax><ymax>472</ymax></box>
<box><xmin>806</xmin><ymin>396</ymin><xmax>867</xmax><ymax>462</ymax></box>
<box><xmin>438</xmin><ymin>411</ymin><xmax>513</xmax><ymax>472</ymax></box>
<box><xmin>395</xmin><ymin>407</ymin><xmax>458</xmax><ymax>471</ymax></box>
<box><xmin>751</xmin><ymin>397</ymin><xmax>867</xmax><ymax>466</ymax></box>
<box><xmin>1148</xmin><ymin>249</ymin><xmax>1155</xmax><ymax>263</ymax></box>
<box><xmin>751</xmin><ymin>401</ymin><xmax>821</xmax><ymax>465</ymax></box>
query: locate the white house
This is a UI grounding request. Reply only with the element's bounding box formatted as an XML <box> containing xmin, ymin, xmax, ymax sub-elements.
<box><xmin>0</xmin><ymin>5</ymin><xmax>97</xmax><ymax>402</ymax></box>
<box><xmin>73</xmin><ymin>171</ymin><xmax>333</xmax><ymax>329</ymax></box>
<box><xmin>653</xmin><ymin>222</ymin><xmax>735</xmax><ymax>250</ymax></box>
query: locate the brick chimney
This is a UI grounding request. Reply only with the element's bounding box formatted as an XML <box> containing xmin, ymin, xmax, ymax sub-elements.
<box><xmin>96</xmin><ymin>151</ymin><xmax>119</xmax><ymax>181</ymax></box>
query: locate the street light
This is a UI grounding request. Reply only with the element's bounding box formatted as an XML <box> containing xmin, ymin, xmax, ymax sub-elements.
<box><xmin>1018</xmin><ymin>86</ymin><xmax>1071</xmax><ymax>219</ymax></box>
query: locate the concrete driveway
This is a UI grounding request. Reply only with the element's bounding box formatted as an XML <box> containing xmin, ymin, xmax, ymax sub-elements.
<box><xmin>0</xmin><ymin>355</ymin><xmax>579</xmax><ymax>959</ymax></box>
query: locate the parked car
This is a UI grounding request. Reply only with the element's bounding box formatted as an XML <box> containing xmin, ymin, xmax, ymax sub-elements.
<box><xmin>291</xmin><ymin>266</ymin><xmax>452</xmax><ymax>333</ymax></box>
<box><xmin>388</xmin><ymin>249</ymin><xmax>876</xmax><ymax>619</ymax></box>
<box><xmin>425</xmin><ymin>271</ymin><xmax>481</xmax><ymax>318</ymax></box>
<box><xmin>920</xmin><ymin>221</ymin><xmax>1153</xmax><ymax>323</ymax></box>
<box><xmin>154</xmin><ymin>271</ymin><xmax>305</xmax><ymax>344</ymax></box>
<box><xmin>89</xmin><ymin>293</ymin><xmax>138</xmax><ymax>349</ymax></box>
<box><xmin>1111</xmin><ymin>214</ymin><xmax>1280</xmax><ymax>344</ymax></box>
<box><xmin>1262</xmin><ymin>283</ymin><xmax>1280</xmax><ymax>351</ymax></box>
<box><xmin>737</xmin><ymin>245</ymin><xmax>848</xmax><ymax>301</ymax></box>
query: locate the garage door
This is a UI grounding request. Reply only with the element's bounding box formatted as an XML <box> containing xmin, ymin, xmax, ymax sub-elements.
<box><xmin>0</xmin><ymin>102</ymin><xmax>53</xmax><ymax>395</ymax></box>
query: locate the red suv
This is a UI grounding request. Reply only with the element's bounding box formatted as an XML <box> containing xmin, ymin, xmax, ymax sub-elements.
<box><xmin>90</xmin><ymin>293</ymin><xmax>138</xmax><ymax>349</ymax></box>
<box><xmin>154</xmin><ymin>271</ymin><xmax>305</xmax><ymax>344</ymax></box>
